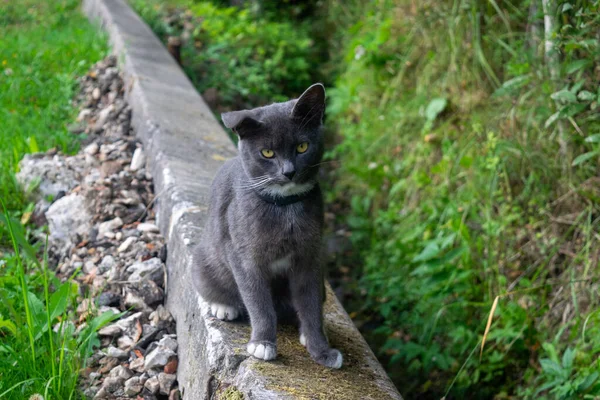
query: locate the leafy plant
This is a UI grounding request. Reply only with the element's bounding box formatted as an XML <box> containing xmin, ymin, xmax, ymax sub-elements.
<box><xmin>0</xmin><ymin>201</ymin><xmax>118</xmax><ymax>399</ymax></box>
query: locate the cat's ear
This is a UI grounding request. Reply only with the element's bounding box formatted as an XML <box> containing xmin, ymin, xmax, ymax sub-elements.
<box><xmin>291</xmin><ymin>83</ymin><xmax>326</xmax><ymax>128</ymax></box>
<box><xmin>221</xmin><ymin>110</ymin><xmax>263</xmax><ymax>138</ymax></box>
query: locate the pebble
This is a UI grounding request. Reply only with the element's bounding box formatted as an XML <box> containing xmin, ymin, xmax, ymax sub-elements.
<box><xmin>84</xmin><ymin>142</ymin><xmax>100</xmax><ymax>155</ymax></box>
<box><xmin>117</xmin><ymin>236</ymin><xmax>136</xmax><ymax>253</ymax></box>
<box><xmin>23</xmin><ymin>56</ymin><xmax>179</xmax><ymax>396</ymax></box>
<box><xmin>127</xmin><ymin>258</ymin><xmax>164</xmax><ymax>285</ymax></box>
<box><xmin>101</xmin><ymin>376</ymin><xmax>124</xmax><ymax>394</ymax></box>
<box><xmin>130</xmin><ymin>147</ymin><xmax>146</xmax><ymax>171</ymax></box>
<box><xmin>109</xmin><ymin>365</ymin><xmax>133</xmax><ymax>380</ymax></box>
<box><xmin>107</xmin><ymin>346</ymin><xmax>129</xmax><ymax>360</ymax></box>
<box><xmin>137</xmin><ymin>222</ymin><xmax>159</xmax><ymax>233</ymax></box>
<box><xmin>97</xmin><ymin>217</ymin><xmax>123</xmax><ymax>238</ymax></box>
<box><xmin>124</xmin><ymin>376</ymin><xmax>144</xmax><ymax>396</ymax></box>
<box><xmin>158</xmin><ymin>373</ymin><xmax>176</xmax><ymax>395</ymax></box>
<box><xmin>144</xmin><ymin>346</ymin><xmax>176</xmax><ymax>370</ymax></box>
<box><xmin>98</xmin><ymin>255</ymin><xmax>116</xmax><ymax>274</ymax></box>
<box><xmin>98</xmin><ymin>324</ymin><xmax>122</xmax><ymax>337</ymax></box>
<box><xmin>117</xmin><ymin>335</ymin><xmax>134</xmax><ymax>350</ymax></box>
<box><xmin>130</xmin><ymin>357</ymin><xmax>145</xmax><ymax>373</ymax></box>
<box><xmin>144</xmin><ymin>376</ymin><xmax>160</xmax><ymax>394</ymax></box>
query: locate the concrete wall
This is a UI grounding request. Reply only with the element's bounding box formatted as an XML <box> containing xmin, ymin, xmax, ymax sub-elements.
<box><xmin>83</xmin><ymin>1</ymin><xmax>402</xmax><ymax>398</ymax></box>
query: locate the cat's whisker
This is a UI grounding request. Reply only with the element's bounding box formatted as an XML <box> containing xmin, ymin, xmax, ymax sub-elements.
<box><xmin>236</xmin><ymin>178</ymin><xmax>272</xmax><ymax>190</ymax></box>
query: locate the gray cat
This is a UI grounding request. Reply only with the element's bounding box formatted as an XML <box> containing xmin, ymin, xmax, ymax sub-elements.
<box><xmin>192</xmin><ymin>83</ymin><xmax>342</xmax><ymax>369</ymax></box>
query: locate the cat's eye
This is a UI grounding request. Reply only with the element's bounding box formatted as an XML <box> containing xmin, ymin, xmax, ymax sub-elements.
<box><xmin>297</xmin><ymin>142</ymin><xmax>309</xmax><ymax>153</ymax></box>
<box><xmin>261</xmin><ymin>149</ymin><xmax>275</xmax><ymax>158</ymax></box>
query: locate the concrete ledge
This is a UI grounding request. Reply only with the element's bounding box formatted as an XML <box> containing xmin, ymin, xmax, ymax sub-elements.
<box><xmin>83</xmin><ymin>1</ymin><xmax>402</xmax><ymax>398</ymax></box>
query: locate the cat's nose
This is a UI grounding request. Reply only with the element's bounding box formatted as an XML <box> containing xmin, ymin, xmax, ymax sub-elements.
<box><xmin>283</xmin><ymin>170</ymin><xmax>296</xmax><ymax>180</ymax></box>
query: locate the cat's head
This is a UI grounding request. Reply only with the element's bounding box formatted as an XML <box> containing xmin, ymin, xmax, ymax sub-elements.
<box><xmin>221</xmin><ymin>83</ymin><xmax>325</xmax><ymax>197</ymax></box>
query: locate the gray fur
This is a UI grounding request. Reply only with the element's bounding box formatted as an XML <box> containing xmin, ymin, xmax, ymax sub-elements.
<box><xmin>192</xmin><ymin>84</ymin><xmax>343</xmax><ymax>368</ymax></box>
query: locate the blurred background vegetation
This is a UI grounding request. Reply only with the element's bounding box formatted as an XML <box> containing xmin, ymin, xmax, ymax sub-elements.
<box><xmin>131</xmin><ymin>0</ymin><xmax>600</xmax><ymax>398</ymax></box>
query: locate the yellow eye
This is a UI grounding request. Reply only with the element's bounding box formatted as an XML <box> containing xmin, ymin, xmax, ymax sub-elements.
<box><xmin>297</xmin><ymin>142</ymin><xmax>309</xmax><ymax>153</ymax></box>
<box><xmin>261</xmin><ymin>149</ymin><xmax>274</xmax><ymax>158</ymax></box>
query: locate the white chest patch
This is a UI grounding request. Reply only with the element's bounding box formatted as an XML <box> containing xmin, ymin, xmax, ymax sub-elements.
<box><xmin>269</xmin><ymin>254</ymin><xmax>292</xmax><ymax>274</ymax></box>
<box><xmin>263</xmin><ymin>181</ymin><xmax>315</xmax><ymax>197</ymax></box>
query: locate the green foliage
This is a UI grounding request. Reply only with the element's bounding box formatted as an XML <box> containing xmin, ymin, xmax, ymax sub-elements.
<box><xmin>130</xmin><ymin>0</ymin><xmax>316</xmax><ymax>110</ymax></box>
<box><xmin>326</xmin><ymin>0</ymin><xmax>600</xmax><ymax>397</ymax></box>
<box><xmin>0</xmin><ymin>0</ymin><xmax>106</xmax><ymax>213</ymax></box>
<box><xmin>0</xmin><ymin>1</ymin><xmax>108</xmax><ymax>396</ymax></box>
<box><xmin>0</xmin><ymin>204</ymin><xmax>118</xmax><ymax>399</ymax></box>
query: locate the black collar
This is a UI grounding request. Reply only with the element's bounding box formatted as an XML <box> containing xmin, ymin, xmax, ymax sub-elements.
<box><xmin>255</xmin><ymin>184</ymin><xmax>318</xmax><ymax>206</ymax></box>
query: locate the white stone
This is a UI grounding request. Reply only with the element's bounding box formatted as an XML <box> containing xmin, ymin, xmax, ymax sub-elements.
<box><xmin>137</xmin><ymin>222</ymin><xmax>159</xmax><ymax>233</ymax></box>
<box><xmin>97</xmin><ymin>217</ymin><xmax>123</xmax><ymax>238</ymax></box>
<box><xmin>127</xmin><ymin>257</ymin><xmax>163</xmax><ymax>284</ymax></box>
<box><xmin>84</xmin><ymin>142</ymin><xmax>99</xmax><ymax>155</ymax></box>
<box><xmin>118</xmin><ymin>236</ymin><xmax>136</xmax><ymax>253</ymax></box>
<box><xmin>130</xmin><ymin>147</ymin><xmax>146</xmax><ymax>171</ymax></box>
<box><xmin>46</xmin><ymin>194</ymin><xmax>92</xmax><ymax>255</ymax></box>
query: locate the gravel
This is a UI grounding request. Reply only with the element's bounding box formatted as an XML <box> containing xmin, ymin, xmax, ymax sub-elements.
<box><xmin>18</xmin><ymin>56</ymin><xmax>179</xmax><ymax>399</ymax></box>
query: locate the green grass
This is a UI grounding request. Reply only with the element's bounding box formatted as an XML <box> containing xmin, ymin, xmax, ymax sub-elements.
<box><xmin>0</xmin><ymin>0</ymin><xmax>106</xmax><ymax>212</ymax></box>
<box><xmin>0</xmin><ymin>203</ymin><xmax>118</xmax><ymax>399</ymax></box>
<box><xmin>0</xmin><ymin>0</ymin><xmax>110</xmax><ymax>397</ymax></box>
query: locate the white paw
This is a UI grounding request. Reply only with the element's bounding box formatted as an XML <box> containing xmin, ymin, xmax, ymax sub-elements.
<box><xmin>299</xmin><ymin>333</ymin><xmax>306</xmax><ymax>347</ymax></box>
<box><xmin>247</xmin><ymin>342</ymin><xmax>277</xmax><ymax>361</ymax></box>
<box><xmin>210</xmin><ymin>303</ymin><xmax>239</xmax><ymax>321</ymax></box>
<box><xmin>332</xmin><ymin>351</ymin><xmax>343</xmax><ymax>369</ymax></box>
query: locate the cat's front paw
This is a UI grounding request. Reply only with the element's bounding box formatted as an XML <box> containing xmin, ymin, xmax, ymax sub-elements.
<box><xmin>210</xmin><ymin>303</ymin><xmax>239</xmax><ymax>321</ymax></box>
<box><xmin>247</xmin><ymin>341</ymin><xmax>277</xmax><ymax>361</ymax></box>
<box><xmin>313</xmin><ymin>348</ymin><xmax>343</xmax><ymax>369</ymax></box>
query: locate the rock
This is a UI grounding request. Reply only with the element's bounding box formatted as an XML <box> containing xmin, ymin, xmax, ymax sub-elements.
<box><xmin>130</xmin><ymin>357</ymin><xmax>145</xmax><ymax>373</ymax></box>
<box><xmin>46</xmin><ymin>194</ymin><xmax>92</xmax><ymax>254</ymax></box>
<box><xmin>144</xmin><ymin>376</ymin><xmax>160</xmax><ymax>394</ymax></box>
<box><xmin>92</xmin><ymin>87</ymin><xmax>101</xmax><ymax>100</ymax></box>
<box><xmin>137</xmin><ymin>222</ymin><xmax>159</xmax><ymax>233</ymax></box>
<box><xmin>77</xmin><ymin>108</ymin><xmax>93</xmax><ymax>122</ymax></box>
<box><xmin>169</xmin><ymin>389</ymin><xmax>181</xmax><ymax>400</ymax></box>
<box><xmin>127</xmin><ymin>258</ymin><xmax>164</xmax><ymax>285</ymax></box>
<box><xmin>17</xmin><ymin>154</ymin><xmax>82</xmax><ymax>203</ymax></box>
<box><xmin>116</xmin><ymin>311</ymin><xmax>143</xmax><ymax>337</ymax></box>
<box><xmin>107</xmin><ymin>346</ymin><xmax>128</xmax><ymax>360</ymax></box>
<box><xmin>93</xmin><ymin>387</ymin><xmax>108</xmax><ymax>399</ymax></box>
<box><xmin>133</xmin><ymin>280</ymin><xmax>164</xmax><ymax>306</ymax></box>
<box><xmin>83</xmin><ymin>260</ymin><xmax>96</xmax><ymax>274</ymax></box>
<box><xmin>117</xmin><ymin>236</ymin><xmax>136</xmax><ymax>253</ymax></box>
<box><xmin>109</xmin><ymin>365</ymin><xmax>133</xmax><ymax>380</ymax></box>
<box><xmin>101</xmin><ymin>376</ymin><xmax>124</xmax><ymax>394</ymax></box>
<box><xmin>158</xmin><ymin>373</ymin><xmax>176</xmax><ymax>395</ymax></box>
<box><xmin>144</xmin><ymin>346</ymin><xmax>176</xmax><ymax>370</ymax></box>
<box><xmin>150</xmin><ymin>305</ymin><xmax>173</xmax><ymax>326</ymax></box>
<box><xmin>158</xmin><ymin>335</ymin><xmax>178</xmax><ymax>352</ymax></box>
<box><xmin>84</xmin><ymin>142</ymin><xmax>99</xmax><ymax>155</ymax></box>
<box><xmin>98</xmin><ymin>323</ymin><xmax>122</xmax><ymax>337</ymax></box>
<box><xmin>130</xmin><ymin>147</ymin><xmax>146</xmax><ymax>171</ymax></box>
<box><xmin>100</xmin><ymin>160</ymin><xmax>121</xmax><ymax>177</ymax></box>
<box><xmin>164</xmin><ymin>358</ymin><xmax>178</xmax><ymax>374</ymax></box>
<box><xmin>124</xmin><ymin>291</ymin><xmax>149</xmax><ymax>311</ymax></box>
<box><xmin>98</xmin><ymin>255</ymin><xmax>116</xmax><ymax>274</ymax></box>
<box><xmin>118</xmin><ymin>335</ymin><xmax>134</xmax><ymax>350</ymax></box>
<box><xmin>83</xmin><ymin>385</ymin><xmax>99</xmax><ymax>398</ymax></box>
<box><xmin>97</xmin><ymin>217</ymin><xmax>123</xmax><ymax>239</ymax></box>
<box><xmin>124</xmin><ymin>376</ymin><xmax>144</xmax><ymax>396</ymax></box>
<box><xmin>95</xmin><ymin>104</ymin><xmax>114</xmax><ymax>130</ymax></box>
<box><xmin>97</xmin><ymin>292</ymin><xmax>120</xmax><ymax>307</ymax></box>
